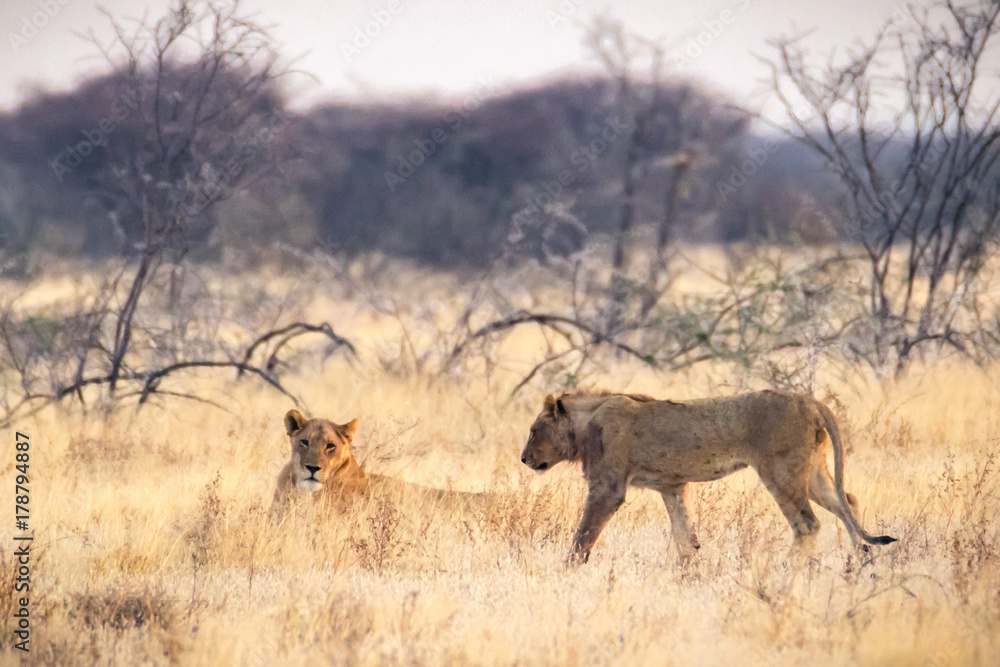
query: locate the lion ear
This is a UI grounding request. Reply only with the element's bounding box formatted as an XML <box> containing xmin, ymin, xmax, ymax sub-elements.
<box><xmin>284</xmin><ymin>409</ymin><xmax>307</xmax><ymax>435</ymax></box>
<box><xmin>340</xmin><ymin>418</ymin><xmax>359</xmax><ymax>440</ymax></box>
<box><xmin>555</xmin><ymin>398</ymin><xmax>568</xmax><ymax>417</ymax></box>
<box><xmin>543</xmin><ymin>394</ymin><xmax>557</xmax><ymax>413</ymax></box>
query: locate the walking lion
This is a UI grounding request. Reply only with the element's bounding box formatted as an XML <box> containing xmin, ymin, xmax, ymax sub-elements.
<box><xmin>520</xmin><ymin>390</ymin><xmax>896</xmax><ymax>564</ymax></box>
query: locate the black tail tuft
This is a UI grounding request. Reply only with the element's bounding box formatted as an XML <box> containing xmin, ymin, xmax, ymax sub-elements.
<box><xmin>869</xmin><ymin>534</ymin><xmax>897</xmax><ymax>545</ymax></box>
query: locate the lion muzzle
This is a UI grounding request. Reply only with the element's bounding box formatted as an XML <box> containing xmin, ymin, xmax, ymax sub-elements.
<box><xmin>520</xmin><ymin>454</ymin><xmax>549</xmax><ymax>473</ymax></box>
<box><xmin>296</xmin><ymin>478</ymin><xmax>322</xmax><ymax>492</ymax></box>
<box><xmin>296</xmin><ymin>464</ymin><xmax>324</xmax><ymax>492</ymax></box>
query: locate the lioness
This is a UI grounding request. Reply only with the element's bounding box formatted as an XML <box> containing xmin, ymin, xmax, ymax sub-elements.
<box><xmin>520</xmin><ymin>390</ymin><xmax>896</xmax><ymax>564</ymax></box>
<box><xmin>272</xmin><ymin>409</ymin><xmax>486</xmax><ymax>515</ymax></box>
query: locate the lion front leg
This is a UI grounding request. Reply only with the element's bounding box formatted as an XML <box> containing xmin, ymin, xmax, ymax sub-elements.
<box><xmin>659</xmin><ymin>483</ymin><xmax>701</xmax><ymax>564</ymax></box>
<box><xmin>570</xmin><ymin>477</ymin><xmax>626</xmax><ymax>565</ymax></box>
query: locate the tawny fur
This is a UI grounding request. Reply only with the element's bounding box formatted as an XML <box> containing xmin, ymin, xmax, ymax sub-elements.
<box><xmin>520</xmin><ymin>390</ymin><xmax>896</xmax><ymax>564</ymax></box>
<box><xmin>272</xmin><ymin>409</ymin><xmax>487</xmax><ymax>517</ymax></box>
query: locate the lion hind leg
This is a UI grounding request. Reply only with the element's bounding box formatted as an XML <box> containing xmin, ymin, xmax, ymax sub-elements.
<box><xmin>758</xmin><ymin>472</ymin><xmax>821</xmax><ymax>549</ymax></box>
<box><xmin>659</xmin><ymin>484</ymin><xmax>700</xmax><ymax>563</ymax></box>
<box><xmin>809</xmin><ymin>462</ymin><xmax>864</xmax><ymax>549</ymax></box>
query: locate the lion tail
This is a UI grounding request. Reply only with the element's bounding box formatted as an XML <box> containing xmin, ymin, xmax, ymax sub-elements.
<box><xmin>818</xmin><ymin>404</ymin><xmax>897</xmax><ymax>546</ymax></box>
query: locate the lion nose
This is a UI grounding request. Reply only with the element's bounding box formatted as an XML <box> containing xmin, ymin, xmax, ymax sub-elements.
<box><xmin>520</xmin><ymin>456</ymin><xmax>527</xmax><ymax>465</ymax></box>
<box><xmin>305</xmin><ymin>465</ymin><xmax>320</xmax><ymax>475</ymax></box>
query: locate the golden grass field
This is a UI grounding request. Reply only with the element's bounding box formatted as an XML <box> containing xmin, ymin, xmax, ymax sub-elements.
<box><xmin>1</xmin><ymin>253</ymin><xmax>999</xmax><ymax>666</ymax></box>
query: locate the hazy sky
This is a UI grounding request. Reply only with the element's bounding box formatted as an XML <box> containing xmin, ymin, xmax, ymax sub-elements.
<box><xmin>0</xmin><ymin>0</ymin><xmax>920</xmax><ymax>114</ymax></box>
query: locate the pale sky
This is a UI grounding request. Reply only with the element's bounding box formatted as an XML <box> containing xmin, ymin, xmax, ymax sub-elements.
<box><xmin>0</xmin><ymin>0</ymin><xmax>928</xmax><ymax>116</ymax></box>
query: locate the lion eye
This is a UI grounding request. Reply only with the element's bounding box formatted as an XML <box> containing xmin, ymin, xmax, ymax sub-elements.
<box><xmin>299</xmin><ymin>439</ymin><xmax>309</xmax><ymax>449</ymax></box>
<box><xmin>326</xmin><ymin>442</ymin><xmax>336</xmax><ymax>452</ymax></box>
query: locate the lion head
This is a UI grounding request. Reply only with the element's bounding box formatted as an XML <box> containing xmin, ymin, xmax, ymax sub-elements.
<box><xmin>283</xmin><ymin>409</ymin><xmax>359</xmax><ymax>492</ymax></box>
<box><xmin>520</xmin><ymin>394</ymin><xmax>574</xmax><ymax>473</ymax></box>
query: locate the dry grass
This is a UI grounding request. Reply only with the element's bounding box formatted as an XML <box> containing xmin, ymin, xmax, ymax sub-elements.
<box><xmin>1</xmin><ymin>257</ymin><xmax>999</xmax><ymax>666</ymax></box>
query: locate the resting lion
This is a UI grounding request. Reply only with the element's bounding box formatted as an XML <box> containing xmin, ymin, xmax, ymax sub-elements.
<box><xmin>272</xmin><ymin>409</ymin><xmax>486</xmax><ymax>516</ymax></box>
<box><xmin>520</xmin><ymin>390</ymin><xmax>897</xmax><ymax>564</ymax></box>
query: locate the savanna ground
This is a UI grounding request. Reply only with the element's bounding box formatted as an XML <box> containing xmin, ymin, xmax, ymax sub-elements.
<box><xmin>1</xmin><ymin>247</ymin><xmax>999</xmax><ymax>666</ymax></box>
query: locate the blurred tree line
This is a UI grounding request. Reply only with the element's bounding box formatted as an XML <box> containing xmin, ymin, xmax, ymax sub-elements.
<box><xmin>0</xmin><ymin>69</ymin><xmax>852</xmax><ymax>269</ymax></box>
